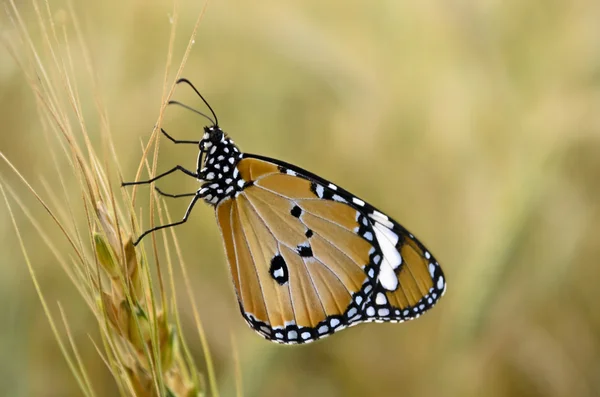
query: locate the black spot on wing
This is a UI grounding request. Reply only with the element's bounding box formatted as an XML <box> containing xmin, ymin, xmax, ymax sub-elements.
<box><xmin>296</xmin><ymin>244</ymin><xmax>313</xmax><ymax>257</ymax></box>
<box><xmin>305</xmin><ymin>229</ymin><xmax>313</xmax><ymax>238</ymax></box>
<box><xmin>269</xmin><ymin>254</ymin><xmax>289</xmax><ymax>285</ymax></box>
<box><xmin>290</xmin><ymin>205</ymin><xmax>302</xmax><ymax>218</ymax></box>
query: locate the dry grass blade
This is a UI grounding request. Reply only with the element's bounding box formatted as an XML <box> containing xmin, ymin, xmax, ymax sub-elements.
<box><xmin>0</xmin><ymin>183</ymin><xmax>94</xmax><ymax>397</ymax></box>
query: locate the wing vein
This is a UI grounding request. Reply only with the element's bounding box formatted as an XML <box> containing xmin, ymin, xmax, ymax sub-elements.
<box><xmin>241</xmin><ymin>191</ymin><xmax>335</xmax><ymax>327</ymax></box>
<box><xmin>252</xmin><ymin>184</ymin><xmax>359</xmax><ymax>233</ymax></box>
<box><xmin>247</xmin><ymin>185</ymin><xmax>366</xmax><ymax>272</ymax></box>
<box><xmin>228</xmin><ymin>201</ymin><xmax>245</xmax><ymax>308</ymax></box>
<box><xmin>301</xmin><ymin>257</ymin><xmax>328</xmax><ymax>324</ymax></box>
<box><xmin>236</xmin><ymin>200</ymin><xmax>272</xmax><ymax>325</ymax></box>
<box><xmin>240</xmin><ymin>192</ymin><xmax>306</xmax><ymax>327</ymax></box>
<box><xmin>240</xmin><ymin>192</ymin><xmax>305</xmax><ymax>259</ymax></box>
<box><xmin>308</xmin><ymin>254</ymin><xmax>350</xmax><ymax>314</ymax></box>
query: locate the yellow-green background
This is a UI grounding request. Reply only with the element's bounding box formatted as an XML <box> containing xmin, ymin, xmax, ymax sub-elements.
<box><xmin>2</xmin><ymin>1</ymin><xmax>600</xmax><ymax>396</ymax></box>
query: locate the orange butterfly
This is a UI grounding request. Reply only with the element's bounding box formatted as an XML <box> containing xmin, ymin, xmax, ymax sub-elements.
<box><xmin>123</xmin><ymin>79</ymin><xmax>446</xmax><ymax>344</ymax></box>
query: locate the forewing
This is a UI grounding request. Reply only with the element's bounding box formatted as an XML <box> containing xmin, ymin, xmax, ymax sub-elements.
<box><xmin>243</xmin><ymin>154</ymin><xmax>447</xmax><ymax>324</ymax></box>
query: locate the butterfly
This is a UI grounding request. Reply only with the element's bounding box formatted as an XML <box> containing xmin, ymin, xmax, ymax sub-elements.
<box><xmin>123</xmin><ymin>79</ymin><xmax>446</xmax><ymax>344</ymax></box>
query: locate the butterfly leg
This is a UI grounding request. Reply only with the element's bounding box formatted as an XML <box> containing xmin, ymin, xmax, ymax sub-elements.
<box><xmin>122</xmin><ymin>165</ymin><xmax>198</xmax><ymax>187</ymax></box>
<box><xmin>160</xmin><ymin>128</ymin><xmax>200</xmax><ymax>145</ymax></box>
<box><xmin>154</xmin><ymin>187</ymin><xmax>197</xmax><ymax>198</ymax></box>
<box><xmin>133</xmin><ymin>193</ymin><xmax>203</xmax><ymax>246</ymax></box>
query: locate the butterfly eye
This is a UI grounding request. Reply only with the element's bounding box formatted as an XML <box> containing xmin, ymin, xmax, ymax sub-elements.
<box><xmin>209</xmin><ymin>128</ymin><xmax>223</xmax><ymax>144</ymax></box>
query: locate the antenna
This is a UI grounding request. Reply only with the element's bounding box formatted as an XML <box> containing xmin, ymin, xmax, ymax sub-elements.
<box><xmin>176</xmin><ymin>78</ymin><xmax>219</xmax><ymax>127</ymax></box>
<box><xmin>167</xmin><ymin>100</ymin><xmax>215</xmax><ymax>125</ymax></box>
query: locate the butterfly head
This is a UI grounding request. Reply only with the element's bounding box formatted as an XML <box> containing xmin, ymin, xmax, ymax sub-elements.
<box><xmin>201</xmin><ymin>125</ymin><xmax>225</xmax><ymax>150</ymax></box>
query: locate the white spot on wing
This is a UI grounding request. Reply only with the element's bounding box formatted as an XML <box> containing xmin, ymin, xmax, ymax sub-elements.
<box><xmin>437</xmin><ymin>276</ymin><xmax>445</xmax><ymax>290</ymax></box>
<box><xmin>298</xmin><ymin>241</ymin><xmax>310</xmax><ymax>249</ymax></box>
<box><xmin>369</xmin><ymin>210</ymin><xmax>394</xmax><ymax>229</ymax></box>
<box><xmin>328</xmin><ymin>183</ymin><xmax>337</xmax><ymax>190</ymax></box>
<box><xmin>352</xmin><ymin>197</ymin><xmax>365</xmax><ymax>206</ymax></box>
<box><xmin>333</xmin><ymin>194</ymin><xmax>346</xmax><ymax>203</ymax></box>
<box><xmin>286</xmin><ymin>169</ymin><xmax>297</xmax><ymax>176</ymax></box>
<box><xmin>315</xmin><ymin>184</ymin><xmax>324</xmax><ymax>198</ymax></box>
<box><xmin>260</xmin><ymin>326</ymin><xmax>271</xmax><ymax>334</ymax></box>
<box><xmin>375</xmin><ymin>293</ymin><xmax>387</xmax><ymax>305</ymax></box>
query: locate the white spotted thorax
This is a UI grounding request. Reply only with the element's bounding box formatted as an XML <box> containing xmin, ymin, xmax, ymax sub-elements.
<box><xmin>197</xmin><ymin>126</ymin><xmax>245</xmax><ymax>205</ymax></box>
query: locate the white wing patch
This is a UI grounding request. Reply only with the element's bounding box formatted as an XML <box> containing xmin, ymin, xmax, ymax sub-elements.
<box><xmin>371</xmin><ymin>219</ymin><xmax>402</xmax><ymax>291</ymax></box>
<box><xmin>369</xmin><ymin>211</ymin><xmax>394</xmax><ymax>229</ymax></box>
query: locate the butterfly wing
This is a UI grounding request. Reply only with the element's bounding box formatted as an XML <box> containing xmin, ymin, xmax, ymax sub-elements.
<box><xmin>247</xmin><ymin>154</ymin><xmax>447</xmax><ymax>324</ymax></box>
<box><xmin>216</xmin><ymin>157</ymin><xmax>379</xmax><ymax>344</ymax></box>
<box><xmin>216</xmin><ymin>155</ymin><xmax>446</xmax><ymax>344</ymax></box>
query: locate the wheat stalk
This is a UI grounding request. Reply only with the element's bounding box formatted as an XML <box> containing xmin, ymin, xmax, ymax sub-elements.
<box><xmin>0</xmin><ymin>0</ymin><xmax>219</xmax><ymax>395</ymax></box>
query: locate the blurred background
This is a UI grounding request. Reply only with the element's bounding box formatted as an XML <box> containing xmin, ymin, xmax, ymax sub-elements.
<box><xmin>2</xmin><ymin>0</ymin><xmax>600</xmax><ymax>396</ymax></box>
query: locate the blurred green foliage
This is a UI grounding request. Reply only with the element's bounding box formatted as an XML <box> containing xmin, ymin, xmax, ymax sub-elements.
<box><xmin>1</xmin><ymin>0</ymin><xmax>600</xmax><ymax>396</ymax></box>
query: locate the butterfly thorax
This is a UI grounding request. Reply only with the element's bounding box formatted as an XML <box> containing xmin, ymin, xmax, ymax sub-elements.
<box><xmin>197</xmin><ymin>126</ymin><xmax>244</xmax><ymax>205</ymax></box>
